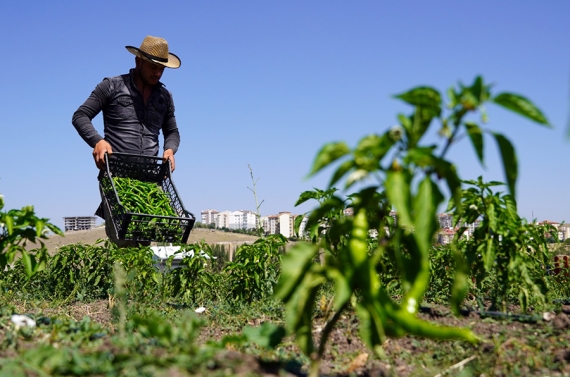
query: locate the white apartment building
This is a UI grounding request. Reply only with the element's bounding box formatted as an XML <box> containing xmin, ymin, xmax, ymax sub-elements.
<box><xmin>558</xmin><ymin>223</ymin><xmax>570</xmax><ymax>241</ymax></box>
<box><xmin>460</xmin><ymin>219</ymin><xmax>482</xmax><ymax>236</ymax></box>
<box><xmin>215</xmin><ymin>210</ymin><xmax>231</xmax><ymax>229</ymax></box>
<box><xmin>263</xmin><ymin>215</ymin><xmax>279</xmax><ymax>235</ymax></box>
<box><xmin>278</xmin><ymin>212</ymin><xmax>294</xmax><ymax>238</ymax></box>
<box><xmin>437</xmin><ymin>213</ymin><xmax>480</xmax><ymax>236</ymax></box>
<box><xmin>201</xmin><ymin>209</ymin><xmax>219</xmax><ymax>225</ymax></box>
<box><xmin>63</xmin><ymin>216</ymin><xmax>97</xmax><ymax>232</ymax></box>
<box><xmin>228</xmin><ymin>210</ymin><xmax>258</xmax><ymax>230</ymax></box>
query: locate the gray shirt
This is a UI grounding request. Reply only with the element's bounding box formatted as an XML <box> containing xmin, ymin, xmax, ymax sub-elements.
<box><xmin>72</xmin><ymin>69</ymin><xmax>180</xmax><ymax>157</ymax></box>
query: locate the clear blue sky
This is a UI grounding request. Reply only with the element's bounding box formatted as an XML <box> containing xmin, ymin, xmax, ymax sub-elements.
<box><xmin>1</xmin><ymin>1</ymin><xmax>569</xmax><ymax>229</ymax></box>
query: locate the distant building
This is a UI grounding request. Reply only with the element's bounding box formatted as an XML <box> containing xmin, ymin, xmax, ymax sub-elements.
<box><xmin>263</xmin><ymin>215</ymin><xmax>279</xmax><ymax>235</ymax></box>
<box><xmin>538</xmin><ymin>220</ymin><xmax>563</xmax><ymax>240</ymax></box>
<box><xmin>63</xmin><ymin>216</ymin><xmax>97</xmax><ymax>232</ymax></box>
<box><xmin>228</xmin><ymin>210</ymin><xmax>258</xmax><ymax>230</ymax></box>
<box><xmin>558</xmin><ymin>224</ymin><xmax>570</xmax><ymax>241</ymax></box>
<box><xmin>438</xmin><ymin>213</ymin><xmax>454</xmax><ymax>229</ymax></box>
<box><xmin>278</xmin><ymin>212</ymin><xmax>294</xmax><ymax>238</ymax></box>
<box><xmin>201</xmin><ymin>209</ymin><xmax>219</xmax><ymax>225</ymax></box>
<box><xmin>214</xmin><ymin>211</ymin><xmax>231</xmax><ymax>229</ymax></box>
<box><xmin>458</xmin><ymin>219</ymin><xmax>482</xmax><ymax>237</ymax></box>
<box><xmin>211</xmin><ymin>210</ymin><xmax>258</xmax><ymax>230</ymax></box>
<box><xmin>437</xmin><ymin>213</ymin><xmax>480</xmax><ymax>236</ymax></box>
<box><xmin>438</xmin><ymin>228</ymin><xmax>456</xmax><ymax>245</ymax></box>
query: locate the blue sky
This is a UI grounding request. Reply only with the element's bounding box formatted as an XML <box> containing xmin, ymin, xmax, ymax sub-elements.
<box><xmin>0</xmin><ymin>1</ymin><xmax>569</xmax><ymax>229</ymax></box>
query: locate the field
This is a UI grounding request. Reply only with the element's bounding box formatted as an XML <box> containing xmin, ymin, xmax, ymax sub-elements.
<box><xmin>3</xmin><ymin>227</ymin><xmax>570</xmax><ymax>376</ymax></box>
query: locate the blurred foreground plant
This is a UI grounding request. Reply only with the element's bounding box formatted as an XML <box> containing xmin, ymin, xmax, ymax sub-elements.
<box><xmin>276</xmin><ymin>76</ymin><xmax>551</xmax><ymax>377</ymax></box>
<box><xmin>0</xmin><ymin>194</ymin><xmax>62</xmax><ymax>277</ymax></box>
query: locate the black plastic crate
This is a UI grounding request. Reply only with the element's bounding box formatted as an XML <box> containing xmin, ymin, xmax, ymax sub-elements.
<box><xmin>98</xmin><ymin>152</ymin><xmax>195</xmax><ymax>243</ymax></box>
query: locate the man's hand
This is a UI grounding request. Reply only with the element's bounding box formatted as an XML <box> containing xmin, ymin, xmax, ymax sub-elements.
<box><xmin>93</xmin><ymin>140</ymin><xmax>113</xmax><ymax>170</ymax></box>
<box><xmin>163</xmin><ymin>149</ymin><xmax>175</xmax><ymax>172</ymax></box>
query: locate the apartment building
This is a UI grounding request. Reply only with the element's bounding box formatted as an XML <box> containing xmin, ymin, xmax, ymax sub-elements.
<box><xmin>278</xmin><ymin>212</ymin><xmax>295</xmax><ymax>238</ymax></box>
<box><xmin>438</xmin><ymin>213</ymin><xmax>454</xmax><ymax>229</ymax></box>
<box><xmin>438</xmin><ymin>228</ymin><xmax>456</xmax><ymax>245</ymax></box>
<box><xmin>214</xmin><ymin>211</ymin><xmax>231</xmax><ymax>229</ymax></box>
<box><xmin>437</xmin><ymin>213</ymin><xmax>480</xmax><ymax>236</ymax></box>
<box><xmin>63</xmin><ymin>216</ymin><xmax>97</xmax><ymax>232</ymax></box>
<box><xmin>538</xmin><ymin>220</ymin><xmax>564</xmax><ymax>240</ymax></box>
<box><xmin>263</xmin><ymin>215</ymin><xmax>279</xmax><ymax>235</ymax></box>
<box><xmin>201</xmin><ymin>209</ymin><xmax>219</xmax><ymax>225</ymax></box>
<box><xmin>559</xmin><ymin>223</ymin><xmax>570</xmax><ymax>241</ymax></box>
<box><xmin>228</xmin><ymin>210</ymin><xmax>258</xmax><ymax>230</ymax></box>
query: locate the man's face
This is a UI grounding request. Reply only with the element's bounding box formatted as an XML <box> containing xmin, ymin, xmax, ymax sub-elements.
<box><xmin>137</xmin><ymin>58</ymin><xmax>166</xmax><ymax>86</ymax></box>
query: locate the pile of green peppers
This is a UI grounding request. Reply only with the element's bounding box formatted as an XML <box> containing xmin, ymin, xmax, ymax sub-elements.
<box><xmin>112</xmin><ymin>177</ymin><xmax>177</xmax><ymax>217</ymax></box>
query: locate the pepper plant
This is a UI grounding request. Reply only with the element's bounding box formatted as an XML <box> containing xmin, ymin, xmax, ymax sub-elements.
<box><xmin>225</xmin><ymin>234</ymin><xmax>286</xmax><ymax>303</ymax></box>
<box><xmin>0</xmin><ymin>194</ymin><xmax>62</xmax><ymax>277</ymax></box>
<box><xmin>275</xmin><ymin>76</ymin><xmax>550</xmax><ymax>377</ymax></box>
<box><xmin>448</xmin><ymin>177</ymin><xmax>554</xmax><ymax>313</ymax></box>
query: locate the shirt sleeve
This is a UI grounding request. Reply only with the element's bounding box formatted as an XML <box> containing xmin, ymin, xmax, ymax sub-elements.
<box><xmin>72</xmin><ymin>78</ymin><xmax>111</xmax><ymax>148</ymax></box>
<box><xmin>162</xmin><ymin>91</ymin><xmax>180</xmax><ymax>154</ymax></box>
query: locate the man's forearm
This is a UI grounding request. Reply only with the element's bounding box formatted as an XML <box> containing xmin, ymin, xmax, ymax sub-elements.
<box><xmin>72</xmin><ymin>80</ymin><xmax>109</xmax><ymax>148</ymax></box>
<box><xmin>72</xmin><ymin>109</ymin><xmax>104</xmax><ymax>147</ymax></box>
<box><xmin>163</xmin><ymin>117</ymin><xmax>180</xmax><ymax>154</ymax></box>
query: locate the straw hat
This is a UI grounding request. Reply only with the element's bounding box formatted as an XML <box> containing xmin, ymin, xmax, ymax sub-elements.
<box><xmin>126</xmin><ymin>35</ymin><xmax>181</xmax><ymax>69</ymax></box>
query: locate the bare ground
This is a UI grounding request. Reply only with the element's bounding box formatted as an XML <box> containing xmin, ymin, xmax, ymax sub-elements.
<box><xmin>26</xmin><ymin>227</ymin><xmax>259</xmax><ymax>254</ymax></box>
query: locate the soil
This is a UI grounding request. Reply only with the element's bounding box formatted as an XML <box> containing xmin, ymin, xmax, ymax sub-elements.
<box><xmin>18</xmin><ymin>299</ymin><xmax>570</xmax><ymax>376</ymax></box>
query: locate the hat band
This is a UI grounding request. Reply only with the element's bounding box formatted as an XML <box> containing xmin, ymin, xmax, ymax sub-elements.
<box><xmin>139</xmin><ymin>49</ymin><xmax>168</xmax><ymax>63</ymax></box>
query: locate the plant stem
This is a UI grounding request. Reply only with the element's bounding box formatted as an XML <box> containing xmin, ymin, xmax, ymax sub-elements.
<box><xmin>247</xmin><ymin>164</ymin><xmax>265</xmax><ymax>237</ymax></box>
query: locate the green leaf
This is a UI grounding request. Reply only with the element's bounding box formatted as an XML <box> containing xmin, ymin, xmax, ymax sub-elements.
<box><xmin>385</xmin><ymin>170</ymin><xmax>412</xmax><ymax>230</ymax></box>
<box><xmin>394</xmin><ymin>86</ymin><xmax>442</xmax><ymax>113</ymax></box>
<box><xmin>492</xmin><ymin>132</ymin><xmax>518</xmax><ymax>198</ymax></box>
<box><xmin>274</xmin><ymin>243</ymin><xmax>318</xmax><ymax>302</ymax></box>
<box><xmin>284</xmin><ymin>269</ymin><xmax>326</xmax><ymax>356</ymax></box>
<box><xmin>308</xmin><ymin>142</ymin><xmax>350</xmax><ymax>177</ymax></box>
<box><xmin>413</xmin><ymin>178</ymin><xmax>442</xmax><ymax>256</ymax></box>
<box><xmin>327</xmin><ymin>267</ymin><xmax>352</xmax><ymax>311</ymax></box>
<box><xmin>21</xmin><ymin>251</ymin><xmax>34</xmax><ymax>278</ymax></box>
<box><xmin>329</xmin><ymin>160</ymin><xmax>355</xmax><ymax>188</ymax></box>
<box><xmin>450</xmin><ymin>244</ymin><xmax>469</xmax><ymax>316</ymax></box>
<box><xmin>484</xmin><ymin>237</ymin><xmax>495</xmax><ymax>271</ymax></box>
<box><xmin>294</xmin><ymin>190</ymin><xmax>320</xmax><ymax>206</ymax></box>
<box><xmin>447</xmin><ymin>87</ymin><xmax>458</xmax><ymax>107</ymax></box>
<box><xmin>353</xmin><ymin>133</ymin><xmax>396</xmax><ymax>170</ymax></box>
<box><xmin>465</xmin><ymin>122</ymin><xmax>484</xmax><ymax>166</ymax></box>
<box><xmin>4</xmin><ymin>215</ymin><xmax>13</xmax><ymax>235</ymax></box>
<box><xmin>493</xmin><ymin>93</ymin><xmax>550</xmax><ymax>126</ymax></box>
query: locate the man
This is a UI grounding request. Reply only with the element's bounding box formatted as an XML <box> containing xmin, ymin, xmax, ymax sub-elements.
<box><xmin>72</xmin><ymin>35</ymin><xmax>182</xmax><ymax>246</ymax></box>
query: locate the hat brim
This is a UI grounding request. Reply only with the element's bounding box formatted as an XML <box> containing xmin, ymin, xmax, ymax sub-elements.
<box><xmin>126</xmin><ymin>46</ymin><xmax>181</xmax><ymax>69</ymax></box>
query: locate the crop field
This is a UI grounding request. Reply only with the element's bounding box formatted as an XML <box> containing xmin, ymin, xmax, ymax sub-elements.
<box><xmin>3</xmin><ymin>76</ymin><xmax>570</xmax><ymax>376</ymax></box>
<box><xmin>2</xmin><ymin>236</ymin><xmax>570</xmax><ymax>377</ymax></box>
